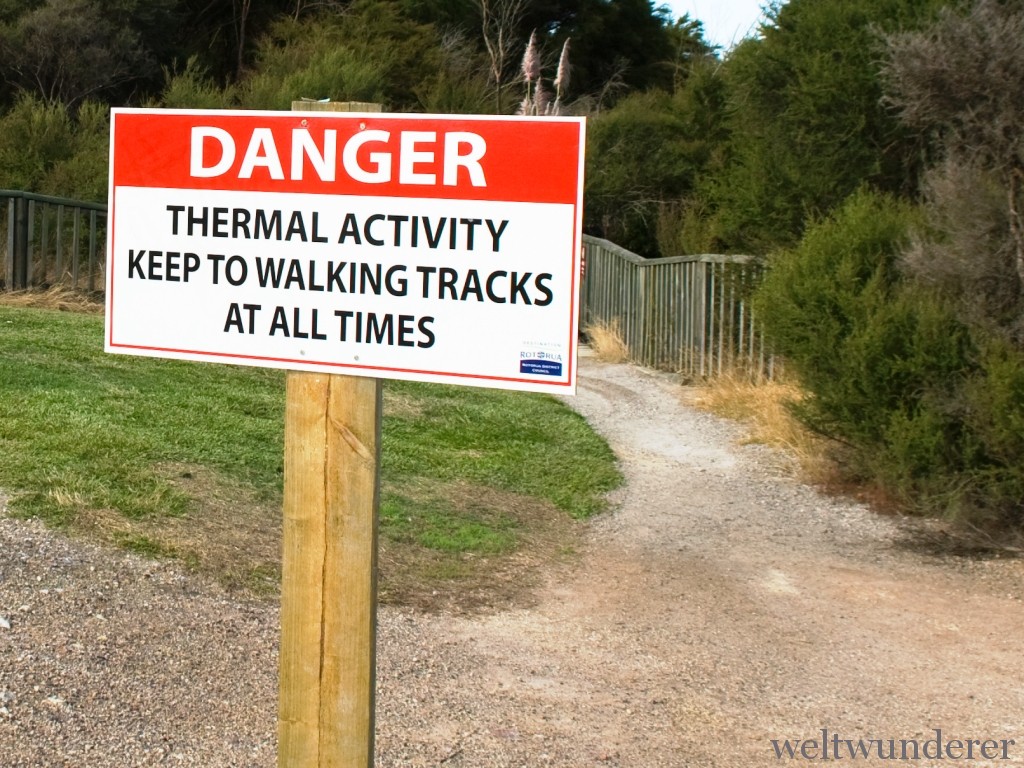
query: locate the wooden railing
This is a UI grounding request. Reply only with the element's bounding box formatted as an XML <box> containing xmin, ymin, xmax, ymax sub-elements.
<box><xmin>0</xmin><ymin>196</ymin><xmax>770</xmax><ymax>378</ymax></box>
<box><xmin>581</xmin><ymin>235</ymin><xmax>773</xmax><ymax>378</ymax></box>
<box><xmin>1</xmin><ymin>190</ymin><xmax>107</xmax><ymax>293</ymax></box>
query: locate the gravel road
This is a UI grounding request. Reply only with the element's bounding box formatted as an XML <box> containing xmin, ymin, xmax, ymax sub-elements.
<box><xmin>2</xmin><ymin>356</ymin><xmax>1023</xmax><ymax>766</ymax></box>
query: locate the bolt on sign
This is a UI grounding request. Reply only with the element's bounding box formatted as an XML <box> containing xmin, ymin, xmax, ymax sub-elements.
<box><xmin>105</xmin><ymin>109</ymin><xmax>586</xmax><ymax>394</ymax></box>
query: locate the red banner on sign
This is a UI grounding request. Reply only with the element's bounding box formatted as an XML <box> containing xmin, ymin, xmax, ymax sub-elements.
<box><xmin>111</xmin><ymin>110</ymin><xmax>583</xmax><ymax>205</ymax></box>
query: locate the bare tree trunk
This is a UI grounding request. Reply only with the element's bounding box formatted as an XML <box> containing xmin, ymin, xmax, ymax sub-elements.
<box><xmin>234</xmin><ymin>0</ymin><xmax>251</xmax><ymax>81</ymax></box>
<box><xmin>1007</xmin><ymin>165</ymin><xmax>1024</xmax><ymax>303</ymax></box>
<box><xmin>293</xmin><ymin>0</ymin><xmax>345</xmax><ymax>21</ymax></box>
<box><xmin>476</xmin><ymin>0</ymin><xmax>525</xmax><ymax>114</ymax></box>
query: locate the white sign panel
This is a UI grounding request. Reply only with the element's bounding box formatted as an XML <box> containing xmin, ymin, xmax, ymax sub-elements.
<box><xmin>106</xmin><ymin>109</ymin><xmax>586</xmax><ymax>394</ymax></box>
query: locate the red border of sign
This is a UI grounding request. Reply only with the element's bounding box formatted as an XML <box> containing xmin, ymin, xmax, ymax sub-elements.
<box><xmin>107</xmin><ymin>109</ymin><xmax>585</xmax><ymax>392</ymax></box>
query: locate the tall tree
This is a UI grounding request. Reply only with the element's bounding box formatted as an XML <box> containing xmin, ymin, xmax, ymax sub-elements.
<box><xmin>585</xmin><ymin>52</ymin><xmax>724</xmax><ymax>257</ymax></box>
<box><xmin>884</xmin><ymin>0</ymin><xmax>1024</xmax><ymax>337</ymax></box>
<box><xmin>552</xmin><ymin>0</ymin><xmax>676</xmax><ymax>99</ymax></box>
<box><xmin>175</xmin><ymin>0</ymin><xmax>295</xmax><ymax>85</ymax></box>
<box><xmin>695</xmin><ymin>0</ymin><xmax>947</xmax><ymax>253</ymax></box>
<box><xmin>0</xmin><ymin>0</ymin><xmax>149</xmax><ymax>107</ymax></box>
<box><xmin>475</xmin><ymin>0</ymin><xmax>527</xmax><ymax>112</ymax></box>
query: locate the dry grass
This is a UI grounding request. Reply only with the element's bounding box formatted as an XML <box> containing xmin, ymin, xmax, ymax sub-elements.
<box><xmin>75</xmin><ymin>462</ymin><xmax>282</xmax><ymax>595</ymax></box>
<box><xmin>584</xmin><ymin>318</ymin><xmax>630</xmax><ymax>363</ymax></box>
<box><xmin>0</xmin><ymin>286</ymin><xmax>103</xmax><ymax>314</ymax></box>
<box><xmin>72</xmin><ymin>468</ymin><xmax>584</xmax><ymax>610</ymax></box>
<box><xmin>688</xmin><ymin>372</ymin><xmax>834</xmax><ymax>481</ymax></box>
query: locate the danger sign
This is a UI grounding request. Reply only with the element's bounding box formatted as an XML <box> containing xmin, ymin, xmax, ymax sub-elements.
<box><xmin>105</xmin><ymin>108</ymin><xmax>586</xmax><ymax>394</ymax></box>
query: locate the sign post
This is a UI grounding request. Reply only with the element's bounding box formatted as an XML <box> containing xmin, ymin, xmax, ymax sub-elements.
<box><xmin>105</xmin><ymin>104</ymin><xmax>586</xmax><ymax>767</ymax></box>
<box><xmin>280</xmin><ymin>371</ymin><xmax>379</xmax><ymax>766</ymax></box>
<box><xmin>278</xmin><ymin>101</ymin><xmax>382</xmax><ymax>768</ymax></box>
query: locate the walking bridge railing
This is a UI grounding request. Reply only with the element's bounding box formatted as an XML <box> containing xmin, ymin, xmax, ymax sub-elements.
<box><xmin>581</xmin><ymin>235</ymin><xmax>773</xmax><ymax>379</ymax></box>
<box><xmin>1</xmin><ymin>190</ymin><xmax>107</xmax><ymax>293</ymax></box>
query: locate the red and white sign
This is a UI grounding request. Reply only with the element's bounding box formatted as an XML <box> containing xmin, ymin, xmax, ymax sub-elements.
<box><xmin>105</xmin><ymin>108</ymin><xmax>586</xmax><ymax>394</ymax></box>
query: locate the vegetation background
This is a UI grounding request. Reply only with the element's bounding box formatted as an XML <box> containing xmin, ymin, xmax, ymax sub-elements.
<box><xmin>1</xmin><ymin>0</ymin><xmax>1022</xmax><ymax>534</ymax></box>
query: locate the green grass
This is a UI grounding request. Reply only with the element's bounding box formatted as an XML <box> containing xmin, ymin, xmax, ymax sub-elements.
<box><xmin>382</xmin><ymin>379</ymin><xmax>620</xmax><ymax>520</ymax></box>
<box><xmin>0</xmin><ymin>308</ymin><xmax>286</xmax><ymax>523</ymax></box>
<box><xmin>0</xmin><ymin>304</ymin><xmax>622</xmax><ymax>598</ymax></box>
<box><xmin>112</xmin><ymin>531</ymin><xmax>178</xmax><ymax>559</ymax></box>
<box><xmin>380</xmin><ymin>491</ymin><xmax>519</xmax><ymax>554</ymax></box>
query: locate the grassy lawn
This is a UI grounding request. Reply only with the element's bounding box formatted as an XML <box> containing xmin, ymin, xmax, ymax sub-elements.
<box><xmin>0</xmin><ymin>303</ymin><xmax>621</xmax><ymax>607</ymax></box>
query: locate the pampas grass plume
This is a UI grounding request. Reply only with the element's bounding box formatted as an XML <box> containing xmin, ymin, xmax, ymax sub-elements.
<box><xmin>522</xmin><ymin>30</ymin><xmax>541</xmax><ymax>82</ymax></box>
<box><xmin>554</xmin><ymin>38</ymin><xmax>571</xmax><ymax>99</ymax></box>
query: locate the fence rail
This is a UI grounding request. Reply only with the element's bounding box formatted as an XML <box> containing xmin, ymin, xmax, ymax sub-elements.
<box><xmin>581</xmin><ymin>235</ymin><xmax>773</xmax><ymax>378</ymax></box>
<box><xmin>0</xmin><ymin>190</ymin><xmax>107</xmax><ymax>293</ymax></box>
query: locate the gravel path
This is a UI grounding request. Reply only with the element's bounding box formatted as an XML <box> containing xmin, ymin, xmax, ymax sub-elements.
<box><xmin>2</xmin><ymin>357</ymin><xmax>1024</xmax><ymax>766</ymax></box>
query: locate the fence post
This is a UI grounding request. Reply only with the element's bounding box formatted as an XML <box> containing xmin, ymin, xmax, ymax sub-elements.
<box><xmin>12</xmin><ymin>196</ymin><xmax>28</xmax><ymax>289</ymax></box>
<box><xmin>5</xmin><ymin>198</ymin><xmax>13</xmax><ymax>289</ymax></box>
<box><xmin>40</xmin><ymin>203</ymin><xmax>50</xmax><ymax>287</ymax></box>
<box><xmin>71</xmin><ymin>209</ymin><xmax>81</xmax><ymax>289</ymax></box>
<box><xmin>54</xmin><ymin>206</ymin><xmax>64</xmax><ymax>284</ymax></box>
<box><xmin>88</xmin><ymin>209</ymin><xmax>98</xmax><ymax>292</ymax></box>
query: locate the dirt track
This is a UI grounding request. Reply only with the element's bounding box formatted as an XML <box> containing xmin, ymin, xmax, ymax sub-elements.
<box><xmin>2</xmin><ymin>356</ymin><xmax>1023</xmax><ymax>766</ymax></box>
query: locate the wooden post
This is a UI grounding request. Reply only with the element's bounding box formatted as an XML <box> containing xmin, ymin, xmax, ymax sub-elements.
<box><xmin>12</xmin><ymin>196</ymin><xmax>29</xmax><ymax>290</ymax></box>
<box><xmin>279</xmin><ymin>100</ymin><xmax>383</xmax><ymax>768</ymax></box>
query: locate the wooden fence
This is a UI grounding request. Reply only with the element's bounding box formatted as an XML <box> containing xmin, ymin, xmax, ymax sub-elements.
<box><xmin>581</xmin><ymin>235</ymin><xmax>773</xmax><ymax>378</ymax></box>
<box><xmin>0</xmin><ymin>192</ymin><xmax>770</xmax><ymax>378</ymax></box>
<box><xmin>0</xmin><ymin>190</ymin><xmax>107</xmax><ymax>293</ymax></box>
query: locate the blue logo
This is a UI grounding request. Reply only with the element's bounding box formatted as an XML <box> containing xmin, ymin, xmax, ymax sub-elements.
<box><xmin>520</xmin><ymin>358</ymin><xmax>563</xmax><ymax>376</ymax></box>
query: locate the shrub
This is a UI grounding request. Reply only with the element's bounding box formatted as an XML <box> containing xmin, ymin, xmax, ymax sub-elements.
<box><xmin>755</xmin><ymin>189</ymin><xmax>930</xmax><ymax>438</ymax></box>
<box><xmin>40</xmin><ymin>100</ymin><xmax>110</xmax><ymax>202</ymax></box>
<box><xmin>584</xmin><ymin>87</ymin><xmax>715</xmax><ymax>257</ymax></box>
<box><xmin>904</xmin><ymin>158</ymin><xmax>1024</xmax><ymax>345</ymax></box>
<box><xmin>0</xmin><ymin>94</ymin><xmax>110</xmax><ymax>202</ymax></box>
<box><xmin>755</xmin><ymin>189</ymin><xmax>990</xmax><ymax>519</ymax></box>
<box><xmin>0</xmin><ymin>93</ymin><xmax>74</xmax><ymax>191</ymax></box>
<box><xmin>159</xmin><ymin>57</ymin><xmax>235</xmax><ymax>110</ymax></box>
<box><xmin>240</xmin><ymin>16</ymin><xmax>391</xmax><ymax>110</ymax></box>
<box><xmin>960</xmin><ymin>340</ymin><xmax>1024</xmax><ymax>526</ymax></box>
<box><xmin>238</xmin><ymin>4</ymin><xmax>446</xmax><ymax>112</ymax></box>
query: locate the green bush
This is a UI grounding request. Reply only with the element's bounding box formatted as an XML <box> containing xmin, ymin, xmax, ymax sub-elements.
<box><xmin>0</xmin><ymin>93</ymin><xmax>74</xmax><ymax>191</ymax></box>
<box><xmin>959</xmin><ymin>341</ymin><xmax>1024</xmax><ymax>526</ymax></box>
<box><xmin>39</xmin><ymin>100</ymin><xmax>110</xmax><ymax>202</ymax></box>
<box><xmin>755</xmin><ymin>189</ymin><xmax>934</xmax><ymax>436</ymax></box>
<box><xmin>755</xmin><ymin>189</ymin><xmax>996</xmax><ymax>520</ymax></box>
<box><xmin>238</xmin><ymin>4</ymin><xmax>452</xmax><ymax>112</ymax></box>
<box><xmin>0</xmin><ymin>94</ymin><xmax>109</xmax><ymax>202</ymax></box>
<box><xmin>158</xmin><ymin>57</ymin><xmax>236</xmax><ymax>110</ymax></box>
<box><xmin>585</xmin><ymin>85</ymin><xmax>718</xmax><ymax>257</ymax></box>
<box><xmin>239</xmin><ymin>16</ymin><xmax>390</xmax><ymax>110</ymax></box>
